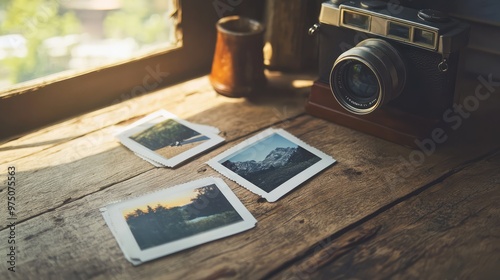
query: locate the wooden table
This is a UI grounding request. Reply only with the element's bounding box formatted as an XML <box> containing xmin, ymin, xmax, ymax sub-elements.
<box><xmin>1</xmin><ymin>72</ymin><xmax>499</xmax><ymax>279</ymax></box>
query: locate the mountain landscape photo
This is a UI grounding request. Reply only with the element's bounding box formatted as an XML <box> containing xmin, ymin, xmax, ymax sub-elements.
<box><xmin>222</xmin><ymin>144</ymin><xmax>321</xmax><ymax>193</ymax></box>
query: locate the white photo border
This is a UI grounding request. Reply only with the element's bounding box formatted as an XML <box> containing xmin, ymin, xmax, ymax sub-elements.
<box><xmin>116</xmin><ymin>110</ymin><xmax>224</xmax><ymax>167</ymax></box>
<box><xmin>207</xmin><ymin>128</ymin><xmax>336</xmax><ymax>202</ymax></box>
<box><xmin>100</xmin><ymin>177</ymin><xmax>257</xmax><ymax>265</ymax></box>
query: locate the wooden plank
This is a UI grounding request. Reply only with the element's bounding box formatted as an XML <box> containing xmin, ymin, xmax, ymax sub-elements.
<box><xmin>273</xmin><ymin>152</ymin><xmax>500</xmax><ymax>280</ymax></box>
<box><xmin>1</xmin><ymin>113</ymin><xmax>499</xmax><ymax>279</ymax></box>
<box><xmin>0</xmin><ymin>74</ymin><xmax>312</xmax><ymax>228</ymax></box>
<box><xmin>0</xmin><ymin>76</ymin><xmax>213</xmax><ymax>164</ymax></box>
<box><xmin>0</xmin><ymin>72</ymin><xmax>314</xmax><ymax>165</ymax></box>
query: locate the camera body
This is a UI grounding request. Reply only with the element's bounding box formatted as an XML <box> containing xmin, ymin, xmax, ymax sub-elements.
<box><xmin>306</xmin><ymin>0</ymin><xmax>469</xmax><ymax>146</ymax></box>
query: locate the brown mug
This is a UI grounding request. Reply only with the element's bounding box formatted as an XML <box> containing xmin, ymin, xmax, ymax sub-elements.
<box><xmin>209</xmin><ymin>16</ymin><xmax>267</xmax><ymax>97</ymax></box>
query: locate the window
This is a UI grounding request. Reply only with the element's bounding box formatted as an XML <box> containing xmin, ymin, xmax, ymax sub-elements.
<box><xmin>1</xmin><ymin>0</ymin><xmax>257</xmax><ymax>140</ymax></box>
<box><xmin>0</xmin><ymin>0</ymin><xmax>179</xmax><ymax>89</ymax></box>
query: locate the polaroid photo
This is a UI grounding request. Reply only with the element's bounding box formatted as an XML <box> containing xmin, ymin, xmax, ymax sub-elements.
<box><xmin>207</xmin><ymin>128</ymin><xmax>336</xmax><ymax>202</ymax></box>
<box><xmin>100</xmin><ymin>177</ymin><xmax>256</xmax><ymax>265</ymax></box>
<box><xmin>116</xmin><ymin>110</ymin><xmax>224</xmax><ymax>167</ymax></box>
<box><xmin>133</xmin><ymin>123</ymin><xmax>221</xmax><ymax>167</ymax></box>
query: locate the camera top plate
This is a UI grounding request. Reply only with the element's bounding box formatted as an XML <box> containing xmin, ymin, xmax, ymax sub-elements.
<box><xmin>318</xmin><ymin>0</ymin><xmax>469</xmax><ymax>54</ymax></box>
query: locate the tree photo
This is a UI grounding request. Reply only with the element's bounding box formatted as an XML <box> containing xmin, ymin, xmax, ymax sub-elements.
<box><xmin>123</xmin><ymin>184</ymin><xmax>243</xmax><ymax>250</ymax></box>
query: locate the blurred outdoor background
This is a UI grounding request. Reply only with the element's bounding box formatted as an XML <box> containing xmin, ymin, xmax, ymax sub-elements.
<box><xmin>0</xmin><ymin>0</ymin><xmax>177</xmax><ymax>90</ymax></box>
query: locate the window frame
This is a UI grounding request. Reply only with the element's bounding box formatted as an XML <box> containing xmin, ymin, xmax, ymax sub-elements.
<box><xmin>0</xmin><ymin>0</ymin><xmax>224</xmax><ymax>140</ymax></box>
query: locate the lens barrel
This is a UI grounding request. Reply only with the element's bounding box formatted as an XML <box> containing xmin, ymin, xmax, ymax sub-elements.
<box><xmin>329</xmin><ymin>39</ymin><xmax>406</xmax><ymax>114</ymax></box>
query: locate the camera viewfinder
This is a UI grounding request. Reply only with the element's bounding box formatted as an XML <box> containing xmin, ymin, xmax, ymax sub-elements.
<box><xmin>342</xmin><ymin>11</ymin><xmax>370</xmax><ymax>31</ymax></box>
<box><xmin>387</xmin><ymin>22</ymin><xmax>410</xmax><ymax>41</ymax></box>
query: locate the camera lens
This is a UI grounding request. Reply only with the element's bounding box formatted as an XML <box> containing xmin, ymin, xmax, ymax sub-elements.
<box><xmin>345</xmin><ymin>62</ymin><xmax>379</xmax><ymax>99</ymax></box>
<box><xmin>330</xmin><ymin>39</ymin><xmax>406</xmax><ymax>114</ymax></box>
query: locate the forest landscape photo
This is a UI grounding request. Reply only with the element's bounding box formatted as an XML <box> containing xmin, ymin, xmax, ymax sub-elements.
<box><xmin>130</xmin><ymin>118</ymin><xmax>209</xmax><ymax>159</ymax></box>
<box><xmin>221</xmin><ymin>133</ymin><xmax>321</xmax><ymax>193</ymax></box>
<box><xmin>123</xmin><ymin>184</ymin><xmax>243</xmax><ymax>250</ymax></box>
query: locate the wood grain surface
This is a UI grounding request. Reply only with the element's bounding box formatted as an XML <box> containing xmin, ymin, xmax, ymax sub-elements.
<box><xmin>0</xmin><ymin>72</ymin><xmax>499</xmax><ymax>279</ymax></box>
<box><xmin>274</xmin><ymin>151</ymin><xmax>500</xmax><ymax>280</ymax></box>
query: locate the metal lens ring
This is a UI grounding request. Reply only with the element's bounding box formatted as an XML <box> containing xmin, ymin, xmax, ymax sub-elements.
<box><xmin>330</xmin><ymin>39</ymin><xmax>406</xmax><ymax>115</ymax></box>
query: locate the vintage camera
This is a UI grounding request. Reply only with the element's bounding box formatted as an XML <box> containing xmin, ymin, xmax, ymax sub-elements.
<box><xmin>306</xmin><ymin>0</ymin><xmax>469</xmax><ymax>147</ymax></box>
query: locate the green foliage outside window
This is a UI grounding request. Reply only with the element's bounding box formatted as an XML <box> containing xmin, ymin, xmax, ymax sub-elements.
<box><xmin>103</xmin><ymin>0</ymin><xmax>171</xmax><ymax>45</ymax></box>
<box><xmin>0</xmin><ymin>0</ymin><xmax>172</xmax><ymax>85</ymax></box>
<box><xmin>0</xmin><ymin>0</ymin><xmax>81</xmax><ymax>83</ymax></box>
